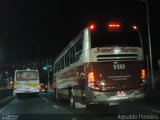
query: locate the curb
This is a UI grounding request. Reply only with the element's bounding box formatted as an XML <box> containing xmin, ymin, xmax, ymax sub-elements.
<box><xmin>0</xmin><ymin>95</ymin><xmax>15</xmax><ymax>106</ymax></box>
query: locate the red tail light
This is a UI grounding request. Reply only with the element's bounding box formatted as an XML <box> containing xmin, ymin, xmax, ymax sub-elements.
<box><xmin>88</xmin><ymin>72</ymin><xmax>95</xmax><ymax>83</ymax></box>
<box><xmin>141</xmin><ymin>69</ymin><xmax>146</xmax><ymax>81</ymax></box>
<box><xmin>89</xmin><ymin>24</ymin><xmax>95</xmax><ymax>31</ymax></box>
<box><xmin>107</xmin><ymin>22</ymin><xmax>121</xmax><ymax>30</ymax></box>
<box><xmin>108</xmin><ymin>24</ymin><xmax>120</xmax><ymax>28</ymax></box>
<box><xmin>88</xmin><ymin>72</ymin><xmax>99</xmax><ymax>90</ymax></box>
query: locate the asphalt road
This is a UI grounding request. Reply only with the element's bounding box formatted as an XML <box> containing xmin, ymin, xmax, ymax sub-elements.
<box><xmin>0</xmin><ymin>92</ymin><xmax>160</xmax><ymax>120</ymax></box>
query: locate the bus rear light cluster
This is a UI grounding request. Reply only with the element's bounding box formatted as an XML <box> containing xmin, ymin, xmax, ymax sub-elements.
<box><xmin>141</xmin><ymin>69</ymin><xmax>146</xmax><ymax>82</ymax></box>
<box><xmin>88</xmin><ymin>72</ymin><xmax>99</xmax><ymax>90</ymax></box>
<box><xmin>88</xmin><ymin>72</ymin><xmax>95</xmax><ymax>83</ymax></box>
<box><xmin>108</xmin><ymin>24</ymin><xmax>120</xmax><ymax>28</ymax></box>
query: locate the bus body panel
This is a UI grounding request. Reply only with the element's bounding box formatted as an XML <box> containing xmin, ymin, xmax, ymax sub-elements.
<box><xmin>53</xmin><ymin>24</ymin><xmax>146</xmax><ymax>107</ymax></box>
<box><xmin>14</xmin><ymin>70</ymin><xmax>40</xmax><ymax>94</ymax></box>
<box><xmin>89</xmin><ymin>61</ymin><xmax>143</xmax><ymax>90</ymax></box>
<box><xmin>54</xmin><ymin>61</ymin><xmax>145</xmax><ymax>105</ymax></box>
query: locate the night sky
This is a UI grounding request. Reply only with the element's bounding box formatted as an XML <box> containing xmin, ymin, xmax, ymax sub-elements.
<box><xmin>0</xmin><ymin>0</ymin><xmax>159</xmax><ymax>68</ymax></box>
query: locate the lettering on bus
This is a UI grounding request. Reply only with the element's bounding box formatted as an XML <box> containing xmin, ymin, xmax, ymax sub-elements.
<box><xmin>108</xmin><ymin>75</ymin><xmax>131</xmax><ymax>81</ymax></box>
<box><xmin>121</xmin><ymin>47</ymin><xmax>139</xmax><ymax>52</ymax></box>
<box><xmin>113</xmin><ymin>64</ymin><xmax>125</xmax><ymax>70</ymax></box>
<box><xmin>94</xmin><ymin>47</ymin><xmax>139</xmax><ymax>53</ymax></box>
<box><xmin>94</xmin><ymin>47</ymin><xmax>114</xmax><ymax>53</ymax></box>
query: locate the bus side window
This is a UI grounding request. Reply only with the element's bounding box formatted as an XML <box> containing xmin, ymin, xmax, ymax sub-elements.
<box><xmin>75</xmin><ymin>37</ymin><xmax>83</xmax><ymax>61</ymax></box>
<box><xmin>70</xmin><ymin>45</ymin><xmax>75</xmax><ymax>64</ymax></box>
<box><xmin>61</xmin><ymin>56</ymin><xmax>65</xmax><ymax>69</ymax></box>
<box><xmin>65</xmin><ymin>51</ymin><xmax>70</xmax><ymax>67</ymax></box>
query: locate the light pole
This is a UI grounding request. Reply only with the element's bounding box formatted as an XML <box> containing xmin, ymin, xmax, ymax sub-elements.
<box><xmin>46</xmin><ymin>58</ymin><xmax>50</xmax><ymax>89</ymax></box>
<box><xmin>135</xmin><ymin>26</ymin><xmax>150</xmax><ymax>80</ymax></box>
<box><xmin>145</xmin><ymin>0</ymin><xmax>154</xmax><ymax>89</ymax></box>
<box><xmin>140</xmin><ymin>0</ymin><xmax>154</xmax><ymax>89</ymax></box>
<box><xmin>132</xmin><ymin>25</ymin><xmax>143</xmax><ymax>49</ymax></box>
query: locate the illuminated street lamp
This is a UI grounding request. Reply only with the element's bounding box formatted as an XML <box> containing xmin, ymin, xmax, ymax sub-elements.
<box><xmin>133</xmin><ymin>25</ymin><xmax>150</xmax><ymax>80</ymax></box>
<box><xmin>132</xmin><ymin>25</ymin><xmax>143</xmax><ymax>49</ymax></box>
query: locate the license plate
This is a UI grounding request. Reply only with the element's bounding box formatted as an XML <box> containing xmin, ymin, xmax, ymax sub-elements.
<box><xmin>116</xmin><ymin>91</ymin><xmax>126</xmax><ymax>97</ymax></box>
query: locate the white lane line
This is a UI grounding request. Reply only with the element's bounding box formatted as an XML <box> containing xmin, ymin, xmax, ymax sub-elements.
<box><xmin>151</xmin><ymin>109</ymin><xmax>160</xmax><ymax>114</ymax></box>
<box><xmin>72</xmin><ymin>118</ymin><xmax>77</xmax><ymax>120</ymax></box>
<box><xmin>52</xmin><ymin>105</ymin><xmax>59</xmax><ymax>109</ymax></box>
<box><xmin>41</xmin><ymin>97</ymin><xmax>50</xmax><ymax>103</ymax></box>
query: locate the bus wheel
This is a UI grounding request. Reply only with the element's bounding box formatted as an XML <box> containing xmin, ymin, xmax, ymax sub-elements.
<box><xmin>16</xmin><ymin>94</ymin><xmax>22</xmax><ymax>98</ymax></box>
<box><xmin>54</xmin><ymin>88</ymin><xmax>57</xmax><ymax>98</ymax></box>
<box><xmin>69</xmin><ymin>91</ymin><xmax>75</xmax><ymax>108</ymax></box>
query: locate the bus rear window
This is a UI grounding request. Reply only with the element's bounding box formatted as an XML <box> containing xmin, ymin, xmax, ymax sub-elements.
<box><xmin>91</xmin><ymin>24</ymin><xmax>141</xmax><ymax>48</ymax></box>
<box><xmin>16</xmin><ymin>71</ymin><xmax>38</xmax><ymax>80</ymax></box>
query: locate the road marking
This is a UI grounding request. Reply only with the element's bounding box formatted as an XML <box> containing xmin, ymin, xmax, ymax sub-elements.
<box><xmin>52</xmin><ymin>105</ymin><xmax>59</xmax><ymax>109</ymax></box>
<box><xmin>151</xmin><ymin>109</ymin><xmax>160</xmax><ymax>114</ymax></box>
<box><xmin>41</xmin><ymin>97</ymin><xmax>50</xmax><ymax>103</ymax></box>
<box><xmin>72</xmin><ymin>118</ymin><xmax>77</xmax><ymax>120</ymax></box>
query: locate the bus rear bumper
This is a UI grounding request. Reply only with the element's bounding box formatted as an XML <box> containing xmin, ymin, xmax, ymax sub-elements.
<box><xmin>14</xmin><ymin>90</ymin><xmax>40</xmax><ymax>94</ymax></box>
<box><xmin>87</xmin><ymin>87</ymin><xmax>145</xmax><ymax>104</ymax></box>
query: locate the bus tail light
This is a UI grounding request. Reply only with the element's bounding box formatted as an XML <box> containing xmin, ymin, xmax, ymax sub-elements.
<box><xmin>88</xmin><ymin>72</ymin><xmax>99</xmax><ymax>90</ymax></box>
<box><xmin>107</xmin><ymin>22</ymin><xmax>121</xmax><ymax>31</ymax></box>
<box><xmin>108</xmin><ymin>24</ymin><xmax>120</xmax><ymax>28</ymax></box>
<box><xmin>88</xmin><ymin>72</ymin><xmax>95</xmax><ymax>83</ymax></box>
<box><xmin>141</xmin><ymin>69</ymin><xmax>146</xmax><ymax>82</ymax></box>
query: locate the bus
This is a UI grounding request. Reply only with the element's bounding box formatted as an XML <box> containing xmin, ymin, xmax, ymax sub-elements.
<box><xmin>53</xmin><ymin>21</ymin><xmax>146</xmax><ymax>108</ymax></box>
<box><xmin>14</xmin><ymin>70</ymin><xmax>40</xmax><ymax>97</ymax></box>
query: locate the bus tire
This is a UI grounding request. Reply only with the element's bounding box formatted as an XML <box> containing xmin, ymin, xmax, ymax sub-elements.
<box><xmin>16</xmin><ymin>94</ymin><xmax>22</xmax><ymax>98</ymax></box>
<box><xmin>69</xmin><ymin>91</ymin><xmax>75</xmax><ymax>108</ymax></box>
<box><xmin>55</xmin><ymin>89</ymin><xmax>59</xmax><ymax>100</ymax></box>
<box><xmin>54</xmin><ymin>88</ymin><xmax>57</xmax><ymax>97</ymax></box>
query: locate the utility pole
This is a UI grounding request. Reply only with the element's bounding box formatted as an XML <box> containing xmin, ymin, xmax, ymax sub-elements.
<box><xmin>145</xmin><ymin>0</ymin><xmax>154</xmax><ymax>89</ymax></box>
<box><xmin>140</xmin><ymin>0</ymin><xmax>154</xmax><ymax>89</ymax></box>
<box><xmin>46</xmin><ymin>58</ymin><xmax>50</xmax><ymax>89</ymax></box>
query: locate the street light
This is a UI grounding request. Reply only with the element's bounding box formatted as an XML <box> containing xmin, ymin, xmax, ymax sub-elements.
<box><xmin>140</xmin><ymin>0</ymin><xmax>154</xmax><ymax>89</ymax></box>
<box><xmin>133</xmin><ymin>25</ymin><xmax>150</xmax><ymax>80</ymax></box>
<box><xmin>132</xmin><ymin>25</ymin><xmax>143</xmax><ymax>49</ymax></box>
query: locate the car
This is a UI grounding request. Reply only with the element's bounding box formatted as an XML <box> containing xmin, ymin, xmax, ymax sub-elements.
<box><xmin>40</xmin><ymin>84</ymin><xmax>48</xmax><ymax>92</ymax></box>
